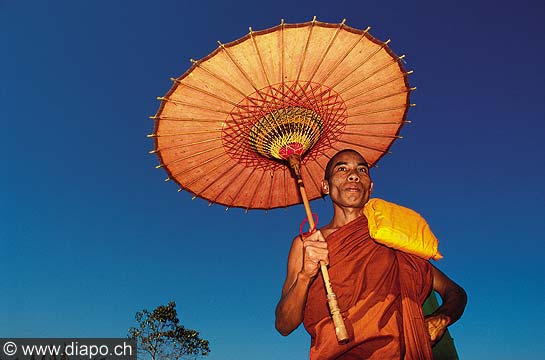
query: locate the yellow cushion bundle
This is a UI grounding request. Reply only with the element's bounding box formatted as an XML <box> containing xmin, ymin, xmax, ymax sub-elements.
<box><xmin>362</xmin><ymin>198</ymin><xmax>443</xmax><ymax>261</ymax></box>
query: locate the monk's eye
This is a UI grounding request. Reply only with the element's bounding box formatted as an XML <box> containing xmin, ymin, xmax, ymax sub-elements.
<box><xmin>337</xmin><ymin>166</ymin><xmax>347</xmax><ymax>171</ymax></box>
<box><xmin>359</xmin><ymin>167</ymin><xmax>368</xmax><ymax>173</ymax></box>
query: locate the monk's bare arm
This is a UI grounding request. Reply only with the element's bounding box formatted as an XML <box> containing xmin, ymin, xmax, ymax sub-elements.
<box><xmin>425</xmin><ymin>265</ymin><xmax>467</xmax><ymax>344</ymax></box>
<box><xmin>431</xmin><ymin>265</ymin><xmax>467</xmax><ymax>324</ymax></box>
<box><xmin>275</xmin><ymin>231</ymin><xmax>328</xmax><ymax>336</ymax></box>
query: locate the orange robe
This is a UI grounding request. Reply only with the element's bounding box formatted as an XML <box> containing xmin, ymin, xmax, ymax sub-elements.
<box><xmin>303</xmin><ymin>215</ymin><xmax>434</xmax><ymax>360</ymax></box>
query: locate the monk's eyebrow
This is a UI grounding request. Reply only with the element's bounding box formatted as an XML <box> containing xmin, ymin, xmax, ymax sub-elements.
<box><xmin>334</xmin><ymin>161</ymin><xmax>368</xmax><ymax>168</ymax></box>
<box><xmin>333</xmin><ymin>161</ymin><xmax>348</xmax><ymax>168</ymax></box>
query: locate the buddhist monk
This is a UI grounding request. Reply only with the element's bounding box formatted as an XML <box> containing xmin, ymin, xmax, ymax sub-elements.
<box><xmin>275</xmin><ymin>149</ymin><xmax>467</xmax><ymax>359</ymax></box>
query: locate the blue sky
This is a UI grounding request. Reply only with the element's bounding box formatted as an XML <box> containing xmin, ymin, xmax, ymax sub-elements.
<box><xmin>2</xmin><ymin>0</ymin><xmax>544</xmax><ymax>359</ymax></box>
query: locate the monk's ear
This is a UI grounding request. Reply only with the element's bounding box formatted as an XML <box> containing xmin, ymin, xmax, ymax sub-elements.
<box><xmin>321</xmin><ymin>179</ymin><xmax>329</xmax><ymax>195</ymax></box>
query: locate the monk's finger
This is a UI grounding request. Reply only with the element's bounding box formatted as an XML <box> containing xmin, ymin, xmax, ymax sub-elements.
<box><xmin>305</xmin><ymin>246</ymin><xmax>329</xmax><ymax>264</ymax></box>
<box><xmin>303</xmin><ymin>239</ymin><xmax>328</xmax><ymax>249</ymax></box>
<box><xmin>304</xmin><ymin>230</ymin><xmax>325</xmax><ymax>242</ymax></box>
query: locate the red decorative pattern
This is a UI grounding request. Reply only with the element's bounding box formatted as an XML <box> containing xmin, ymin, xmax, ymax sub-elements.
<box><xmin>222</xmin><ymin>81</ymin><xmax>347</xmax><ymax>170</ymax></box>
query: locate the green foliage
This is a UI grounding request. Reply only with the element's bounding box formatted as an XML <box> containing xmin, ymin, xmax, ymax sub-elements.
<box><xmin>128</xmin><ymin>301</ymin><xmax>210</xmax><ymax>360</ymax></box>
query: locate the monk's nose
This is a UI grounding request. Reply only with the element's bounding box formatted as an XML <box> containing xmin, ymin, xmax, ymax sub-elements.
<box><xmin>348</xmin><ymin>172</ymin><xmax>359</xmax><ymax>182</ymax></box>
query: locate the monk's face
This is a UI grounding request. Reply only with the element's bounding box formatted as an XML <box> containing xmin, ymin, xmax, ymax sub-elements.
<box><xmin>322</xmin><ymin>151</ymin><xmax>373</xmax><ymax>209</ymax></box>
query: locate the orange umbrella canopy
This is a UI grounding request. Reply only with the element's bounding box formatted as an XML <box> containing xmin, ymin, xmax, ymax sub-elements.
<box><xmin>151</xmin><ymin>18</ymin><xmax>413</xmax><ymax>210</ymax></box>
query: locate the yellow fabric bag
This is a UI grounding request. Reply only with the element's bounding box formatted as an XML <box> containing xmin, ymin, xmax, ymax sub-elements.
<box><xmin>362</xmin><ymin>198</ymin><xmax>443</xmax><ymax>260</ymax></box>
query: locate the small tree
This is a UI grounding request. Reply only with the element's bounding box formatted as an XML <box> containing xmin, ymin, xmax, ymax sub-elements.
<box><xmin>128</xmin><ymin>301</ymin><xmax>210</xmax><ymax>360</ymax></box>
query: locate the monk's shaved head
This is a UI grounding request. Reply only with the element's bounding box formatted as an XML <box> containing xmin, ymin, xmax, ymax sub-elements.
<box><xmin>324</xmin><ymin>149</ymin><xmax>369</xmax><ymax>181</ymax></box>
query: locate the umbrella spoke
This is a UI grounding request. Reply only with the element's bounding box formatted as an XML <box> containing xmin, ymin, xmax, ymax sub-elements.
<box><xmin>266</xmin><ymin>170</ymin><xmax>275</xmax><ymax>210</ymax></box>
<box><xmin>249</xmin><ymin>27</ymin><xmax>271</xmax><ymax>87</ymax></box>
<box><xmin>342</xmin><ymin>71</ymin><xmax>413</xmax><ymax>102</ymax></box>
<box><xmin>148</xmin><ymin>129</ymin><xmax>222</xmax><ymax>138</ymax></box>
<box><xmin>337</xmin><ymin>56</ymin><xmax>406</xmax><ymax>95</ymax></box>
<box><xmin>171</xmin><ymin>79</ymin><xmax>239</xmax><ymax>107</ymax></box>
<box><xmin>186</xmin><ymin>160</ymin><xmax>243</xmax><ymax>200</ymax></box>
<box><xmin>150</xmin><ymin>115</ymin><xmax>221</xmax><ymax>123</ymax></box>
<box><xmin>157</xmin><ymin>97</ymin><xmax>231</xmax><ymax>115</ymax></box>
<box><xmin>246</xmin><ymin>170</ymin><xmax>267</xmax><ymax>210</ymax></box>
<box><xmin>336</xmin><ymin>139</ymin><xmax>391</xmax><ymax>154</ymax></box>
<box><xmin>346</xmin><ymin>120</ymin><xmax>410</xmax><ymax>126</ymax></box>
<box><xmin>227</xmin><ymin>167</ymin><xmax>259</xmax><ymax>206</ymax></box>
<box><xmin>218</xmin><ymin>41</ymin><xmax>260</xmax><ymax>92</ymax></box>
<box><xmin>150</xmin><ymin>138</ymin><xmax>222</xmax><ymax>154</ymax></box>
<box><xmin>210</xmin><ymin>165</ymin><xmax>248</xmax><ymax>203</ymax></box>
<box><xmin>156</xmin><ymin>147</ymin><xmax>225</xmax><ymax>170</ymax></box>
<box><xmin>306</xmin><ymin>19</ymin><xmax>346</xmax><ymax>84</ymax></box>
<box><xmin>346</xmin><ymin>87</ymin><xmax>415</xmax><ymax>109</ymax></box>
<box><xmin>317</xmin><ymin>26</ymin><xmax>370</xmax><ymax>84</ymax></box>
<box><xmin>189</xmin><ymin>59</ymin><xmax>248</xmax><ymax>98</ymax></box>
<box><xmin>347</xmin><ymin>104</ymin><xmax>414</xmax><ymax>117</ymax></box>
<box><xmin>295</xmin><ymin>16</ymin><xmax>317</xmax><ymax>83</ymax></box>
<box><xmin>342</xmin><ymin>132</ymin><xmax>402</xmax><ymax>139</ymax></box>
<box><xmin>330</xmin><ymin>39</ymin><xmax>391</xmax><ymax>90</ymax></box>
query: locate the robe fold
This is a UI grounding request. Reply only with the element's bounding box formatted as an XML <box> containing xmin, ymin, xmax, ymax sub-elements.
<box><xmin>303</xmin><ymin>215</ymin><xmax>434</xmax><ymax>360</ymax></box>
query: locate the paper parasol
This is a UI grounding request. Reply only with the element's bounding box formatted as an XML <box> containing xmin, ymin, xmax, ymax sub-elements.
<box><xmin>150</xmin><ymin>17</ymin><xmax>413</xmax><ymax>343</ymax></box>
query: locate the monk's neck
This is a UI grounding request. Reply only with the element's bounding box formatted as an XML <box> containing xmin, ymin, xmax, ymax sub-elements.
<box><xmin>328</xmin><ymin>206</ymin><xmax>363</xmax><ymax>229</ymax></box>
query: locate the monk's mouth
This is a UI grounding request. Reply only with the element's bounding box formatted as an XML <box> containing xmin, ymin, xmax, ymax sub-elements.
<box><xmin>345</xmin><ymin>187</ymin><xmax>362</xmax><ymax>192</ymax></box>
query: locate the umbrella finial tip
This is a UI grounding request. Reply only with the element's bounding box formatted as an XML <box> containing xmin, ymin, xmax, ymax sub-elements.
<box><xmin>312</xmin><ymin>15</ymin><xmax>317</xmax><ymax>22</ymax></box>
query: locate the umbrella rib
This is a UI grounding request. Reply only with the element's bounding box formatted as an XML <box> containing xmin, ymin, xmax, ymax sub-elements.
<box><xmin>150</xmin><ymin>115</ymin><xmax>221</xmax><ymax>123</ymax></box>
<box><xmin>148</xmin><ymin>129</ymin><xmax>221</xmax><ymax>138</ymax></box>
<box><xmin>157</xmin><ymin>97</ymin><xmax>231</xmax><ymax>115</ymax></box>
<box><xmin>342</xmin><ymin>71</ymin><xmax>413</xmax><ymax>102</ymax></box>
<box><xmin>342</xmin><ymin>132</ymin><xmax>402</xmax><ymax>139</ymax></box>
<box><xmin>295</xmin><ymin>16</ymin><xmax>317</xmax><ymax>83</ymax></box>
<box><xmin>345</xmin><ymin>120</ymin><xmax>410</xmax><ymax>126</ymax></box>
<box><xmin>336</xmin><ymin>139</ymin><xmax>391</xmax><ymax>154</ymax></box>
<box><xmin>159</xmin><ymin>150</ymin><xmax>225</xmax><ymax>172</ymax></box>
<box><xmin>171</xmin><ymin>78</ymin><xmax>239</xmax><ymax>107</ymax></box>
<box><xmin>306</xmin><ymin>19</ymin><xmax>346</xmax><ymax>84</ymax></box>
<box><xmin>218</xmin><ymin>41</ymin><xmax>260</xmax><ymax>92</ymax></box>
<box><xmin>150</xmin><ymin>138</ymin><xmax>222</xmax><ymax>154</ymax></box>
<box><xmin>186</xmin><ymin>159</ymin><xmax>243</xmax><ymax>200</ymax></box>
<box><xmin>249</xmin><ymin>27</ymin><xmax>271</xmax><ymax>87</ymax></box>
<box><xmin>346</xmin><ymin>87</ymin><xmax>415</xmax><ymax>109</ymax></box>
<box><xmin>246</xmin><ymin>170</ymin><xmax>266</xmax><ymax>210</ymax></box>
<box><xmin>229</xmin><ymin>167</ymin><xmax>259</xmax><ymax>206</ymax></box>
<box><xmin>329</xmin><ymin>39</ymin><xmax>391</xmax><ymax>90</ymax></box>
<box><xmin>211</xmin><ymin>164</ymin><xmax>248</xmax><ymax>203</ymax></box>
<box><xmin>317</xmin><ymin>26</ymin><xmax>370</xmax><ymax>84</ymax></box>
<box><xmin>283</xmin><ymin>167</ymin><xmax>290</xmax><ymax>208</ymax></box>
<box><xmin>347</xmin><ymin>104</ymin><xmax>413</xmax><ymax>117</ymax></box>
<box><xmin>280</xmin><ymin>19</ymin><xmax>285</xmax><ymax>87</ymax></box>
<box><xmin>190</xmin><ymin>59</ymin><xmax>247</xmax><ymax>98</ymax></box>
<box><xmin>161</xmin><ymin>145</ymin><xmax>225</xmax><ymax>181</ymax></box>
<box><xmin>337</xmin><ymin>56</ymin><xmax>406</xmax><ymax>95</ymax></box>
<box><xmin>266</xmin><ymin>170</ymin><xmax>275</xmax><ymax>210</ymax></box>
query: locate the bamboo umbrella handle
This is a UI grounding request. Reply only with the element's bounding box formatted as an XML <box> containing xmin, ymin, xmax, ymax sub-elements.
<box><xmin>288</xmin><ymin>155</ymin><xmax>350</xmax><ymax>344</ymax></box>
